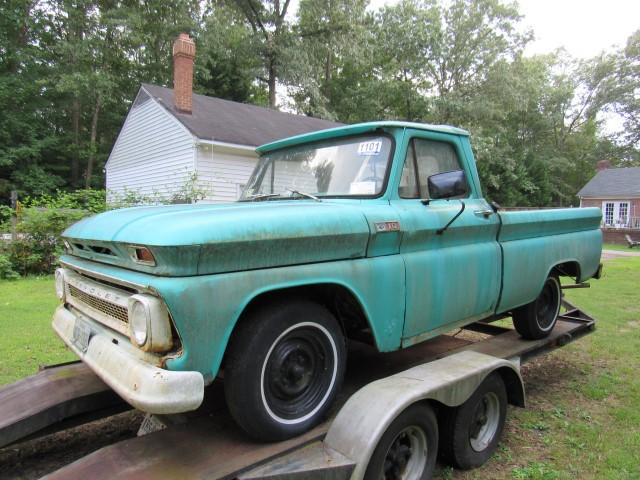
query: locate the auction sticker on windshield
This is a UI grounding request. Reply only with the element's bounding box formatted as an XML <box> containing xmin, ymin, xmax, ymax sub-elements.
<box><xmin>357</xmin><ymin>140</ymin><xmax>383</xmax><ymax>156</ymax></box>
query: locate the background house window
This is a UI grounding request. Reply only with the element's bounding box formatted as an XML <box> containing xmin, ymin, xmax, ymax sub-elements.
<box><xmin>602</xmin><ymin>201</ymin><xmax>631</xmax><ymax>227</ymax></box>
<box><xmin>619</xmin><ymin>202</ymin><xmax>629</xmax><ymax>225</ymax></box>
<box><xmin>604</xmin><ymin>202</ymin><xmax>615</xmax><ymax>225</ymax></box>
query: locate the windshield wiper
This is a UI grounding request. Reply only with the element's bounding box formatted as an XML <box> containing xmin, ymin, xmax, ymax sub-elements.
<box><xmin>243</xmin><ymin>193</ymin><xmax>281</xmax><ymax>201</ymax></box>
<box><xmin>286</xmin><ymin>189</ymin><xmax>322</xmax><ymax>202</ymax></box>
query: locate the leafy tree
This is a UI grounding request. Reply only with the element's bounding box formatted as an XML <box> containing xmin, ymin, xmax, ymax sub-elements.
<box><xmin>197</xmin><ymin>4</ymin><xmax>266</xmax><ymax>103</ymax></box>
<box><xmin>288</xmin><ymin>0</ymin><xmax>373</xmax><ymax>119</ymax></box>
<box><xmin>0</xmin><ymin>0</ymin><xmax>637</xmax><ymax>209</ymax></box>
<box><xmin>221</xmin><ymin>0</ymin><xmax>294</xmax><ymax>108</ymax></box>
<box><xmin>0</xmin><ymin>1</ymin><xmax>59</xmax><ymax>197</ymax></box>
<box><xmin>608</xmin><ymin>30</ymin><xmax>640</xmax><ymax>155</ymax></box>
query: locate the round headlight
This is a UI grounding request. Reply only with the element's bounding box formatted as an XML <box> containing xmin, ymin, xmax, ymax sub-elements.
<box><xmin>54</xmin><ymin>268</ymin><xmax>66</xmax><ymax>301</ymax></box>
<box><xmin>129</xmin><ymin>300</ymin><xmax>149</xmax><ymax>346</ymax></box>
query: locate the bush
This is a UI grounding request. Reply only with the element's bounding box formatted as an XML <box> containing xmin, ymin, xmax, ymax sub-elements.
<box><xmin>24</xmin><ymin>189</ymin><xmax>107</xmax><ymax>214</ymax></box>
<box><xmin>0</xmin><ymin>253</ymin><xmax>19</xmax><ymax>280</ymax></box>
<box><xmin>0</xmin><ymin>205</ymin><xmax>12</xmax><ymax>225</ymax></box>
<box><xmin>8</xmin><ymin>207</ymin><xmax>89</xmax><ymax>275</ymax></box>
<box><xmin>0</xmin><ymin>181</ymin><xmax>204</xmax><ymax>277</ymax></box>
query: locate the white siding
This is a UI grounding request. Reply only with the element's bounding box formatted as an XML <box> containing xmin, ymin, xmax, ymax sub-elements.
<box><xmin>106</xmin><ymin>92</ymin><xmax>195</xmax><ymax>201</ymax></box>
<box><xmin>196</xmin><ymin>144</ymin><xmax>258</xmax><ymax>203</ymax></box>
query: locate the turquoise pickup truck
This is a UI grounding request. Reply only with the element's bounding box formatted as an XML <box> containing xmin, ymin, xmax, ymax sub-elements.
<box><xmin>52</xmin><ymin>121</ymin><xmax>602</xmax><ymax>441</ymax></box>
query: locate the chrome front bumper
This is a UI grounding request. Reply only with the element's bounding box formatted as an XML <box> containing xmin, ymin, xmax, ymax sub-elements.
<box><xmin>52</xmin><ymin>305</ymin><xmax>204</xmax><ymax>414</ymax></box>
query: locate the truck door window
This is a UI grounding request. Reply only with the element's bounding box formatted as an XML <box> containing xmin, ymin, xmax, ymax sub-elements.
<box><xmin>399</xmin><ymin>139</ymin><xmax>465</xmax><ymax>199</ymax></box>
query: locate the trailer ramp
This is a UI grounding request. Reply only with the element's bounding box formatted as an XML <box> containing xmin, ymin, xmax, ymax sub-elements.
<box><xmin>0</xmin><ymin>361</ymin><xmax>126</xmax><ymax>449</ymax></box>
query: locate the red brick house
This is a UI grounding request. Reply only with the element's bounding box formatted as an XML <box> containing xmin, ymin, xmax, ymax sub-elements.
<box><xmin>578</xmin><ymin>160</ymin><xmax>640</xmax><ymax>243</ymax></box>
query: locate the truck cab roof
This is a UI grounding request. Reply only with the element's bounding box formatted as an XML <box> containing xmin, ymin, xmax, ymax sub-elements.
<box><xmin>256</xmin><ymin>121</ymin><xmax>470</xmax><ymax>154</ymax></box>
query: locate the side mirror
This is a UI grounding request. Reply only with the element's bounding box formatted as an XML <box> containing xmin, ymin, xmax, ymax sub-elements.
<box><xmin>427</xmin><ymin>170</ymin><xmax>468</xmax><ymax>200</ymax></box>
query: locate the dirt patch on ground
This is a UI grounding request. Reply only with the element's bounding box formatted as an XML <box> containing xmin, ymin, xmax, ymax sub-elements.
<box><xmin>0</xmin><ymin>410</ymin><xmax>143</xmax><ymax>480</ymax></box>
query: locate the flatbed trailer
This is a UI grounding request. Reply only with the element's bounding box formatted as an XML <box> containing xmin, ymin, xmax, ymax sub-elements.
<box><xmin>0</xmin><ymin>301</ymin><xmax>595</xmax><ymax>480</ymax></box>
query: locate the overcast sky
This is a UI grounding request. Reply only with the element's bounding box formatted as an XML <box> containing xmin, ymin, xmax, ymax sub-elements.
<box><xmin>363</xmin><ymin>0</ymin><xmax>639</xmax><ymax>58</ymax></box>
<box><xmin>517</xmin><ymin>0</ymin><xmax>639</xmax><ymax>57</ymax></box>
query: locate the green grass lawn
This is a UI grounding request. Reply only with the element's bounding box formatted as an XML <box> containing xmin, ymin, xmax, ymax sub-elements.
<box><xmin>603</xmin><ymin>242</ymin><xmax>636</xmax><ymax>252</ymax></box>
<box><xmin>1</xmin><ymin>258</ymin><xmax>639</xmax><ymax>479</ymax></box>
<box><xmin>0</xmin><ymin>276</ymin><xmax>74</xmax><ymax>385</ymax></box>
<box><xmin>440</xmin><ymin>256</ymin><xmax>640</xmax><ymax>480</ymax></box>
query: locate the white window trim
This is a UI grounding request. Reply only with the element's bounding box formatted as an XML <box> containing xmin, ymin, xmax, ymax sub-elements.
<box><xmin>602</xmin><ymin>200</ymin><xmax>630</xmax><ymax>228</ymax></box>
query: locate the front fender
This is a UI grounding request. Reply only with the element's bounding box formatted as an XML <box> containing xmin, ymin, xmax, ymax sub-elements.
<box><xmin>160</xmin><ymin>255</ymin><xmax>406</xmax><ymax>380</ymax></box>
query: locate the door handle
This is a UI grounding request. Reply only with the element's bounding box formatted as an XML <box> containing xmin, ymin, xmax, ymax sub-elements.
<box><xmin>474</xmin><ymin>209</ymin><xmax>494</xmax><ymax>217</ymax></box>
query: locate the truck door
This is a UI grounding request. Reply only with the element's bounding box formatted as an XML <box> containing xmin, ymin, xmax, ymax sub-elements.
<box><xmin>391</xmin><ymin>132</ymin><xmax>502</xmax><ymax>343</ymax></box>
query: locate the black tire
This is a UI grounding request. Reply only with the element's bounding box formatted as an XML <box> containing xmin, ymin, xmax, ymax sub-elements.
<box><xmin>224</xmin><ymin>299</ymin><xmax>346</xmax><ymax>441</ymax></box>
<box><xmin>364</xmin><ymin>403</ymin><xmax>438</xmax><ymax>480</ymax></box>
<box><xmin>439</xmin><ymin>373</ymin><xmax>507</xmax><ymax>470</ymax></box>
<box><xmin>512</xmin><ymin>275</ymin><xmax>562</xmax><ymax>340</ymax></box>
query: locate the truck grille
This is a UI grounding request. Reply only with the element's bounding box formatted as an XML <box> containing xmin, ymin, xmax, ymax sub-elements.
<box><xmin>68</xmin><ymin>284</ymin><xmax>129</xmax><ymax>324</ymax></box>
<box><xmin>63</xmin><ymin>268</ymin><xmax>132</xmax><ymax>336</ymax></box>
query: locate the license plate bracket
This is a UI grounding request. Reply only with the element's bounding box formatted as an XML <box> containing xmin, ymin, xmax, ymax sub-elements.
<box><xmin>72</xmin><ymin>319</ymin><xmax>93</xmax><ymax>353</ymax></box>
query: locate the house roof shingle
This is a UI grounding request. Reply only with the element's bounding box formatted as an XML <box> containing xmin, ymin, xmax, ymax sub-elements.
<box><xmin>141</xmin><ymin>83</ymin><xmax>342</xmax><ymax>147</ymax></box>
<box><xmin>577</xmin><ymin>167</ymin><xmax>640</xmax><ymax>198</ymax></box>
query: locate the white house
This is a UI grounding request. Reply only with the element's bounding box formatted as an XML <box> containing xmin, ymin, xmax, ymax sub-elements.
<box><xmin>105</xmin><ymin>34</ymin><xmax>340</xmax><ymax>203</ymax></box>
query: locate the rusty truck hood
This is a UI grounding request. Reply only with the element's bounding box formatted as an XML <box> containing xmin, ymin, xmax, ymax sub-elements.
<box><xmin>62</xmin><ymin>201</ymin><xmax>371</xmax><ymax>276</ymax></box>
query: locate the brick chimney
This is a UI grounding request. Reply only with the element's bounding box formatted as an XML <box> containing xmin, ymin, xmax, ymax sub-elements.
<box><xmin>597</xmin><ymin>160</ymin><xmax>611</xmax><ymax>171</ymax></box>
<box><xmin>173</xmin><ymin>33</ymin><xmax>196</xmax><ymax>114</ymax></box>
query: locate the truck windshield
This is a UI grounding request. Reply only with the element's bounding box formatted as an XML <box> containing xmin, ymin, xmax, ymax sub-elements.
<box><xmin>240</xmin><ymin>135</ymin><xmax>393</xmax><ymax>200</ymax></box>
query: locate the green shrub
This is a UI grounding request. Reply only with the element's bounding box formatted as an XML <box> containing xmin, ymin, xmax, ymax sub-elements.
<box><xmin>24</xmin><ymin>189</ymin><xmax>107</xmax><ymax>214</ymax></box>
<box><xmin>0</xmin><ymin>252</ymin><xmax>19</xmax><ymax>280</ymax></box>
<box><xmin>0</xmin><ymin>205</ymin><xmax>12</xmax><ymax>226</ymax></box>
<box><xmin>9</xmin><ymin>207</ymin><xmax>89</xmax><ymax>275</ymax></box>
<box><xmin>2</xmin><ymin>180</ymin><xmax>205</xmax><ymax>276</ymax></box>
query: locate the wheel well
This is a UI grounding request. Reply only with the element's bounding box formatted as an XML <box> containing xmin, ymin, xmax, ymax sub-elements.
<box><xmin>233</xmin><ymin>284</ymin><xmax>374</xmax><ymax>347</ymax></box>
<box><xmin>496</xmin><ymin>366</ymin><xmax>525</xmax><ymax>407</ymax></box>
<box><xmin>551</xmin><ymin>261</ymin><xmax>581</xmax><ymax>282</ymax></box>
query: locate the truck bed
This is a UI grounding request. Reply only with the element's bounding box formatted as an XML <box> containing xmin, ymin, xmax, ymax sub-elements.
<box><xmin>497</xmin><ymin>207</ymin><xmax>602</xmax><ymax>312</ymax></box>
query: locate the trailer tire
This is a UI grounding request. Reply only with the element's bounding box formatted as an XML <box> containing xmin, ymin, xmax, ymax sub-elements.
<box><xmin>364</xmin><ymin>403</ymin><xmax>438</xmax><ymax>480</ymax></box>
<box><xmin>224</xmin><ymin>299</ymin><xmax>345</xmax><ymax>441</ymax></box>
<box><xmin>512</xmin><ymin>275</ymin><xmax>561</xmax><ymax>340</ymax></box>
<box><xmin>439</xmin><ymin>373</ymin><xmax>507</xmax><ymax>470</ymax></box>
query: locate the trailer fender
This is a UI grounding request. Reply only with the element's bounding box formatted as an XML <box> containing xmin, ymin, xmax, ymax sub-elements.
<box><xmin>324</xmin><ymin>350</ymin><xmax>524</xmax><ymax>480</ymax></box>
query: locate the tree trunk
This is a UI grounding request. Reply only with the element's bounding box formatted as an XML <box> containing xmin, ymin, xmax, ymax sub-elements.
<box><xmin>85</xmin><ymin>94</ymin><xmax>101</xmax><ymax>189</ymax></box>
<box><xmin>71</xmin><ymin>99</ymin><xmax>81</xmax><ymax>187</ymax></box>
<box><xmin>268</xmin><ymin>60</ymin><xmax>277</xmax><ymax>108</ymax></box>
<box><xmin>323</xmin><ymin>50</ymin><xmax>332</xmax><ymax>98</ymax></box>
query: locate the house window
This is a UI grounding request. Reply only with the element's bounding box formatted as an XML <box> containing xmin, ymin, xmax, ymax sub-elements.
<box><xmin>604</xmin><ymin>202</ymin><xmax>614</xmax><ymax>226</ymax></box>
<box><xmin>602</xmin><ymin>201</ymin><xmax>631</xmax><ymax>227</ymax></box>
<box><xmin>618</xmin><ymin>202</ymin><xmax>629</xmax><ymax>225</ymax></box>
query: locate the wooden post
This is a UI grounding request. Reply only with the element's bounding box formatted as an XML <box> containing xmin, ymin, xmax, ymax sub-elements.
<box><xmin>10</xmin><ymin>190</ymin><xmax>17</xmax><ymax>242</ymax></box>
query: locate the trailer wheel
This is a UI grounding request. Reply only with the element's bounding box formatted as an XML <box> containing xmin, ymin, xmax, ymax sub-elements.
<box><xmin>224</xmin><ymin>299</ymin><xmax>345</xmax><ymax>441</ymax></box>
<box><xmin>440</xmin><ymin>373</ymin><xmax>507</xmax><ymax>470</ymax></box>
<box><xmin>364</xmin><ymin>403</ymin><xmax>438</xmax><ymax>480</ymax></box>
<box><xmin>512</xmin><ymin>275</ymin><xmax>561</xmax><ymax>339</ymax></box>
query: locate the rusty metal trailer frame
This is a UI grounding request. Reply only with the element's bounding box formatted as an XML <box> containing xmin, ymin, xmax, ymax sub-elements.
<box><xmin>0</xmin><ymin>302</ymin><xmax>595</xmax><ymax>480</ymax></box>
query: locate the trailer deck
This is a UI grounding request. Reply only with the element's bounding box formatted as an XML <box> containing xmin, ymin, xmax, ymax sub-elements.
<box><xmin>1</xmin><ymin>302</ymin><xmax>595</xmax><ymax>480</ymax></box>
